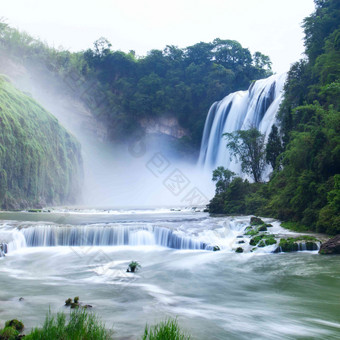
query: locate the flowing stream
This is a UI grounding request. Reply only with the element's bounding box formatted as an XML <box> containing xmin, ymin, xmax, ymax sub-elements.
<box><xmin>0</xmin><ymin>208</ymin><xmax>339</xmax><ymax>339</ymax></box>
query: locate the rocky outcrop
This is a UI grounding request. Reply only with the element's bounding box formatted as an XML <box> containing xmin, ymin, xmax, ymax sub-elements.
<box><xmin>139</xmin><ymin>116</ymin><xmax>189</xmax><ymax>139</ymax></box>
<box><xmin>319</xmin><ymin>235</ymin><xmax>340</xmax><ymax>254</ymax></box>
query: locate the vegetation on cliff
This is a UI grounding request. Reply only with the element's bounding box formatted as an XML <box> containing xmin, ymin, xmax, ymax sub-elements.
<box><xmin>0</xmin><ymin>75</ymin><xmax>82</xmax><ymax>209</ymax></box>
<box><xmin>0</xmin><ymin>21</ymin><xmax>272</xmax><ymax>148</ymax></box>
<box><xmin>209</xmin><ymin>0</ymin><xmax>340</xmax><ymax>235</ymax></box>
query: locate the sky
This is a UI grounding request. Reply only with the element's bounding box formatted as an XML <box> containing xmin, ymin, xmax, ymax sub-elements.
<box><xmin>1</xmin><ymin>0</ymin><xmax>316</xmax><ymax>74</ymax></box>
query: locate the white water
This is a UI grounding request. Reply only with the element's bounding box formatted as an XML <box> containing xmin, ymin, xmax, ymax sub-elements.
<box><xmin>0</xmin><ymin>209</ymin><xmax>339</xmax><ymax>340</ymax></box>
<box><xmin>198</xmin><ymin>73</ymin><xmax>286</xmax><ymax>174</ymax></box>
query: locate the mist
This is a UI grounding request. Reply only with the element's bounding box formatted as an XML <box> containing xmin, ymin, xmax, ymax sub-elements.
<box><xmin>0</xmin><ymin>53</ymin><xmax>214</xmax><ymax>208</ymax></box>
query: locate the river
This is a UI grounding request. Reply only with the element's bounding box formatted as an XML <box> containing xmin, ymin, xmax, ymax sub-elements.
<box><xmin>0</xmin><ymin>208</ymin><xmax>339</xmax><ymax>339</ymax></box>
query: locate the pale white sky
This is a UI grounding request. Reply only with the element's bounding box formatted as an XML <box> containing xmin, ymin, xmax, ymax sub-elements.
<box><xmin>1</xmin><ymin>0</ymin><xmax>315</xmax><ymax>73</ymax></box>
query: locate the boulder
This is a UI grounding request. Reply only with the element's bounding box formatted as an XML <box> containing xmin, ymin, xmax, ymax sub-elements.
<box><xmin>319</xmin><ymin>235</ymin><xmax>340</xmax><ymax>255</ymax></box>
<box><xmin>250</xmin><ymin>217</ymin><xmax>265</xmax><ymax>226</ymax></box>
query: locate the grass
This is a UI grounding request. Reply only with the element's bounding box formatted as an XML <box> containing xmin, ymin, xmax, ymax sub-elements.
<box><xmin>280</xmin><ymin>221</ymin><xmax>311</xmax><ymax>233</ymax></box>
<box><xmin>25</xmin><ymin>309</ymin><xmax>112</xmax><ymax>340</ymax></box>
<box><xmin>143</xmin><ymin>318</ymin><xmax>190</xmax><ymax>340</ymax></box>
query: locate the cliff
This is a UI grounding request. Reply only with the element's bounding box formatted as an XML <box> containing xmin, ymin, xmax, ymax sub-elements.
<box><xmin>0</xmin><ymin>75</ymin><xmax>82</xmax><ymax>209</ymax></box>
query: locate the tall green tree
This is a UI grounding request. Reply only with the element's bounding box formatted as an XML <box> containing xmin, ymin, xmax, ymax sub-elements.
<box><xmin>224</xmin><ymin>128</ymin><xmax>266</xmax><ymax>183</ymax></box>
<box><xmin>265</xmin><ymin>125</ymin><xmax>283</xmax><ymax>170</ymax></box>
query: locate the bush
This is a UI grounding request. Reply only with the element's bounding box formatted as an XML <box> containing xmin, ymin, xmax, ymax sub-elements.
<box><xmin>0</xmin><ymin>327</ymin><xmax>19</xmax><ymax>340</ymax></box>
<box><xmin>143</xmin><ymin>318</ymin><xmax>190</xmax><ymax>340</ymax></box>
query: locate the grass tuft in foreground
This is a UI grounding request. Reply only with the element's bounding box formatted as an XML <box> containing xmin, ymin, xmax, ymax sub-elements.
<box><xmin>25</xmin><ymin>309</ymin><xmax>112</xmax><ymax>340</ymax></box>
<box><xmin>143</xmin><ymin>318</ymin><xmax>190</xmax><ymax>340</ymax></box>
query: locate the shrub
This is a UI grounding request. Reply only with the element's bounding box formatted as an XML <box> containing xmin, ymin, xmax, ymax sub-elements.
<box><xmin>143</xmin><ymin>318</ymin><xmax>190</xmax><ymax>340</ymax></box>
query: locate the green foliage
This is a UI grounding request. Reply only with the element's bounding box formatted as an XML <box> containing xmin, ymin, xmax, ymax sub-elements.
<box><xmin>0</xmin><ymin>21</ymin><xmax>272</xmax><ymax>148</ymax></box>
<box><xmin>0</xmin><ymin>76</ymin><xmax>82</xmax><ymax>209</ymax></box>
<box><xmin>0</xmin><ymin>327</ymin><xmax>19</xmax><ymax>340</ymax></box>
<box><xmin>224</xmin><ymin>128</ymin><xmax>266</xmax><ymax>182</ymax></box>
<box><xmin>212</xmin><ymin>167</ymin><xmax>235</xmax><ymax>194</ymax></box>
<box><xmin>265</xmin><ymin>125</ymin><xmax>283</xmax><ymax>170</ymax></box>
<box><xmin>209</xmin><ymin>0</ymin><xmax>340</xmax><ymax>235</ymax></box>
<box><xmin>4</xmin><ymin>320</ymin><xmax>23</xmax><ymax>333</ymax></box>
<box><xmin>25</xmin><ymin>309</ymin><xmax>111</xmax><ymax>340</ymax></box>
<box><xmin>127</xmin><ymin>261</ymin><xmax>141</xmax><ymax>273</ymax></box>
<box><xmin>143</xmin><ymin>318</ymin><xmax>190</xmax><ymax>340</ymax></box>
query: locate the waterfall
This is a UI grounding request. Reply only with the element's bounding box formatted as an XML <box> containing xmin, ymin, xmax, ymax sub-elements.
<box><xmin>6</xmin><ymin>225</ymin><xmax>210</xmax><ymax>251</ymax></box>
<box><xmin>198</xmin><ymin>73</ymin><xmax>286</xmax><ymax>174</ymax></box>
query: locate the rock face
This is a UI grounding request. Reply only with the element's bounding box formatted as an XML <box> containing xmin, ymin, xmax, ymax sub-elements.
<box><xmin>139</xmin><ymin>116</ymin><xmax>189</xmax><ymax>139</ymax></box>
<box><xmin>319</xmin><ymin>235</ymin><xmax>340</xmax><ymax>254</ymax></box>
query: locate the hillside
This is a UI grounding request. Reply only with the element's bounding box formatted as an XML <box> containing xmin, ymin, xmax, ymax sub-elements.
<box><xmin>0</xmin><ymin>20</ymin><xmax>272</xmax><ymax>150</ymax></box>
<box><xmin>0</xmin><ymin>75</ymin><xmax>82</xmax><ymax>209</ymax></box>
<box><xmin>208</xmin><ymin>0</ymin><xmax>340</xmax><ymax>235</ymax></box>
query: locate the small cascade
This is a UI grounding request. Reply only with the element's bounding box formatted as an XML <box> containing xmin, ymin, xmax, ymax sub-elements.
<box><xmin>11</xmin><ymin>225</ymin><xmax>209</xmax><ymax>251</ymax></box>
<box><xmin>198</xmin><ymin>73</ymin><xmax>286</xmax><ymax>174</ymax></box>
<box><xmin>0</xmin><ymin>243</ymin><xmax>7</xmax><ymax>257</ymax></box>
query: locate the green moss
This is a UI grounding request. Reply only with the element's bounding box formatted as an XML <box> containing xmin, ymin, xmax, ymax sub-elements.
<box><xmin>235</xmin><ymin>247</ymin><xmax>244</xmax><ymax>253</ymax></box>
<box><xmin>250</xmin><ymin>217</ymin><xmax>265</xmax><ymax>226</ymax></box>
<box><xmin>250</xmin><ymin>235</ymin><xmax>277</xmax><ymax>247</ymax></box>
<box><xmin>0</xmin><ymin>75</ymin><xmax>82</xmax><ymax>208</ymax></box>
<box><xmin>0</xmin><ymin>327</ymin><xmax>19</xmax><ymax>340</ymax></box>
<box><xmin>5</xmin><ymin>320</ymin><xmax>24</xmax><ymax>332</ymax></box>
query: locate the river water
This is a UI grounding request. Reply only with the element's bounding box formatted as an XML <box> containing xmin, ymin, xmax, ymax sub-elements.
<box><xmin>0</xmin><ymin>208</ymin><xmax>339</xmax><ymax>339</ymax></box>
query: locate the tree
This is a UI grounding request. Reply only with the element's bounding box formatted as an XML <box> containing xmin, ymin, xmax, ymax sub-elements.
<box><xmin>212</xmin><ymin>167</ymin><xmax>235</xmax><ymax>194</ymax></box>
<box><xmin>224</xmin><ymin>128</ymin><xmax>266</xmax><ymax>183</ymax></box>
<box><xmin>265</xmin><ymin>125</ymin><xmax>283</xmax><ymax>170</ymax></box>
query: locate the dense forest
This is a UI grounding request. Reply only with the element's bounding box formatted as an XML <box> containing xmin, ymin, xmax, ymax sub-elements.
<box><xmin>209</xmin><ymin>0</ymin><xmax>340</xmax><ymax>235</ymax></box>
<box><xmin>0</xmin><ymin>75</ymin><xmax>82</xmax><ymax>209</ymax></box>
<box><xmin>0</xmin><ymin>22</ymin><xmax>272</xmax><ymax>148</ymax></box>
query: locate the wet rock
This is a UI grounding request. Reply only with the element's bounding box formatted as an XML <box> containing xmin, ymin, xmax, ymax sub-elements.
<box><xmin>238</xmin><ymin>240</ymin><xmax>245</xmax><ymax>244</ymax></box>
<box><xmin>5</xmin><ymin>319</ymin><xmax>24</xmax><ymax>332</ymax></box>
<box><xmin>65</xmin><ymin>298</ymin><xmax>72</xmax><ymax>306</ymax></box>
<box><xmin>0</xmin><ymin>243</ymin><xmax>8</xmax><ymax>257</ymax></box>
<box><xmin>319</xmin><ymin>235</ymin><xmax>340</xmax><ymax>255</ymax></box>
<box><xmin>18</xmin><ymin>297</ymin><xmax>24</xmax><ymax>302</ymax></box>
<box><xmin>250</xmin><ymin>217</ymin><xmax>265</xmax><ymax>226</ymax></box>
<box><xmin>213</xmin><ymin>246</ymin><xmax>220</xmax><ymax>251</ymax></box>
<box><xmin>306</xmin><ymin>242</ymin><xmax>318</xmax><ymax>251</ymax></box>
<box><xmin>235</xmin><ymin>247</ymin><xmax>244</xmax><ymax>253</ymax></box>
<box><xmin>83</xmin><ymin>304</ymin><xmax>93</xmax><ymax>309</ymax></box>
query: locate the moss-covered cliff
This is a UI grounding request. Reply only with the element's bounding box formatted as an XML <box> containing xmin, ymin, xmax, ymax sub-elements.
<box><xmin>0</xmin><ymin>75</ymin><xmax>82</xmax><ymax>209</ymax></box>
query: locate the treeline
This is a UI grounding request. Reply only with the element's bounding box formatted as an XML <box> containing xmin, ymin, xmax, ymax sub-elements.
<box><xmin>209</xmin><ymin>0</ymin><xmax>340</xmax><ymax>235</ymax></box>
<box><xmin>0</xmin><ymin>21</ymin><xmax>272</xmax><ymax>147</ymax></box>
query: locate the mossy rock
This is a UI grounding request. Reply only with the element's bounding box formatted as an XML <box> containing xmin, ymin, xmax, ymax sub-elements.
<box><xmin>250</xmin><ymin>217</ymin><xmax>265</xmax><ymax>226</ymax></box>
<box><xmin>278</xmin><ymin>239</ymin><xmax>299</xmax><ymax>252</ymax></box>
<box><xmin>245</xmin><ymin>228</ymin><xmax>259</xmax><ymax>236</ymax></box>
<box><xmin>5</xmin><ymin>320</ymin><xmax>24</xmax><ymax>332</ymax></box>
<box><xmin>235</xmin><ymin>247</ymin><xmax>244</xmax><ymax>253</ymax></box>
<box><xmin>0</xmin><ymin>327</ymin><xmax>19</xmax><ymax>340</ymax></box>
<box><xmin>258</xmin><ymin>240</ymin><xmax>266</xmax><ymax>247</ymax></box>
<box><xmin>65</xmin><ymin>298</ymin><xmax>72</xmax><ymax>306</ymax></box>
<box><xmin>213</xmin><ymin>246</ymin><xmax>220</xmax><ymax>251</ymax></box>
<box><xmin>27</xmin><ymin>209</ymin><xmax>42</xmax><ymax>213</ymax></box>
<box><xmin>238</xmin><ymin>240</ymin><xmax>245</xmax><ymax>244</ymax></box>
<box><xmin>305</xmin><ymin>242</ymin><xmax>318</xmax><ymax>250</ymax></box>
<box><xmin>74</xmin><ymin>296</ymin><xmax>79</xmax><ymax>304</ymax></box>
<box><xmin>258</xmin><ymin>225</ymin><xmax>267</xmax><ymax>232</ymax></box>
<box><xmin>250</xmin><ymin>235</ymin><xmax>277</xmax><ymax>247</ymax></box>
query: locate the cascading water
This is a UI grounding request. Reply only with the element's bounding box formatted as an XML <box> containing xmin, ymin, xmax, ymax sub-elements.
<box><xmin>3</xmin><ymin>224</ymin><xmax>210</xmax><ymax>251</ymax></box>
<box><xmin>198</xmin><ymin>73</ymin><xmax>286</xmax><ymax>174</ymax></box>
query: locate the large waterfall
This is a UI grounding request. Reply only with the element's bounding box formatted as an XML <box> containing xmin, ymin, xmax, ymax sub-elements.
<box><xmin>198</xmin><ymin>73</ymin><xmax>286</xmax><ymax>174</ymax></box>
